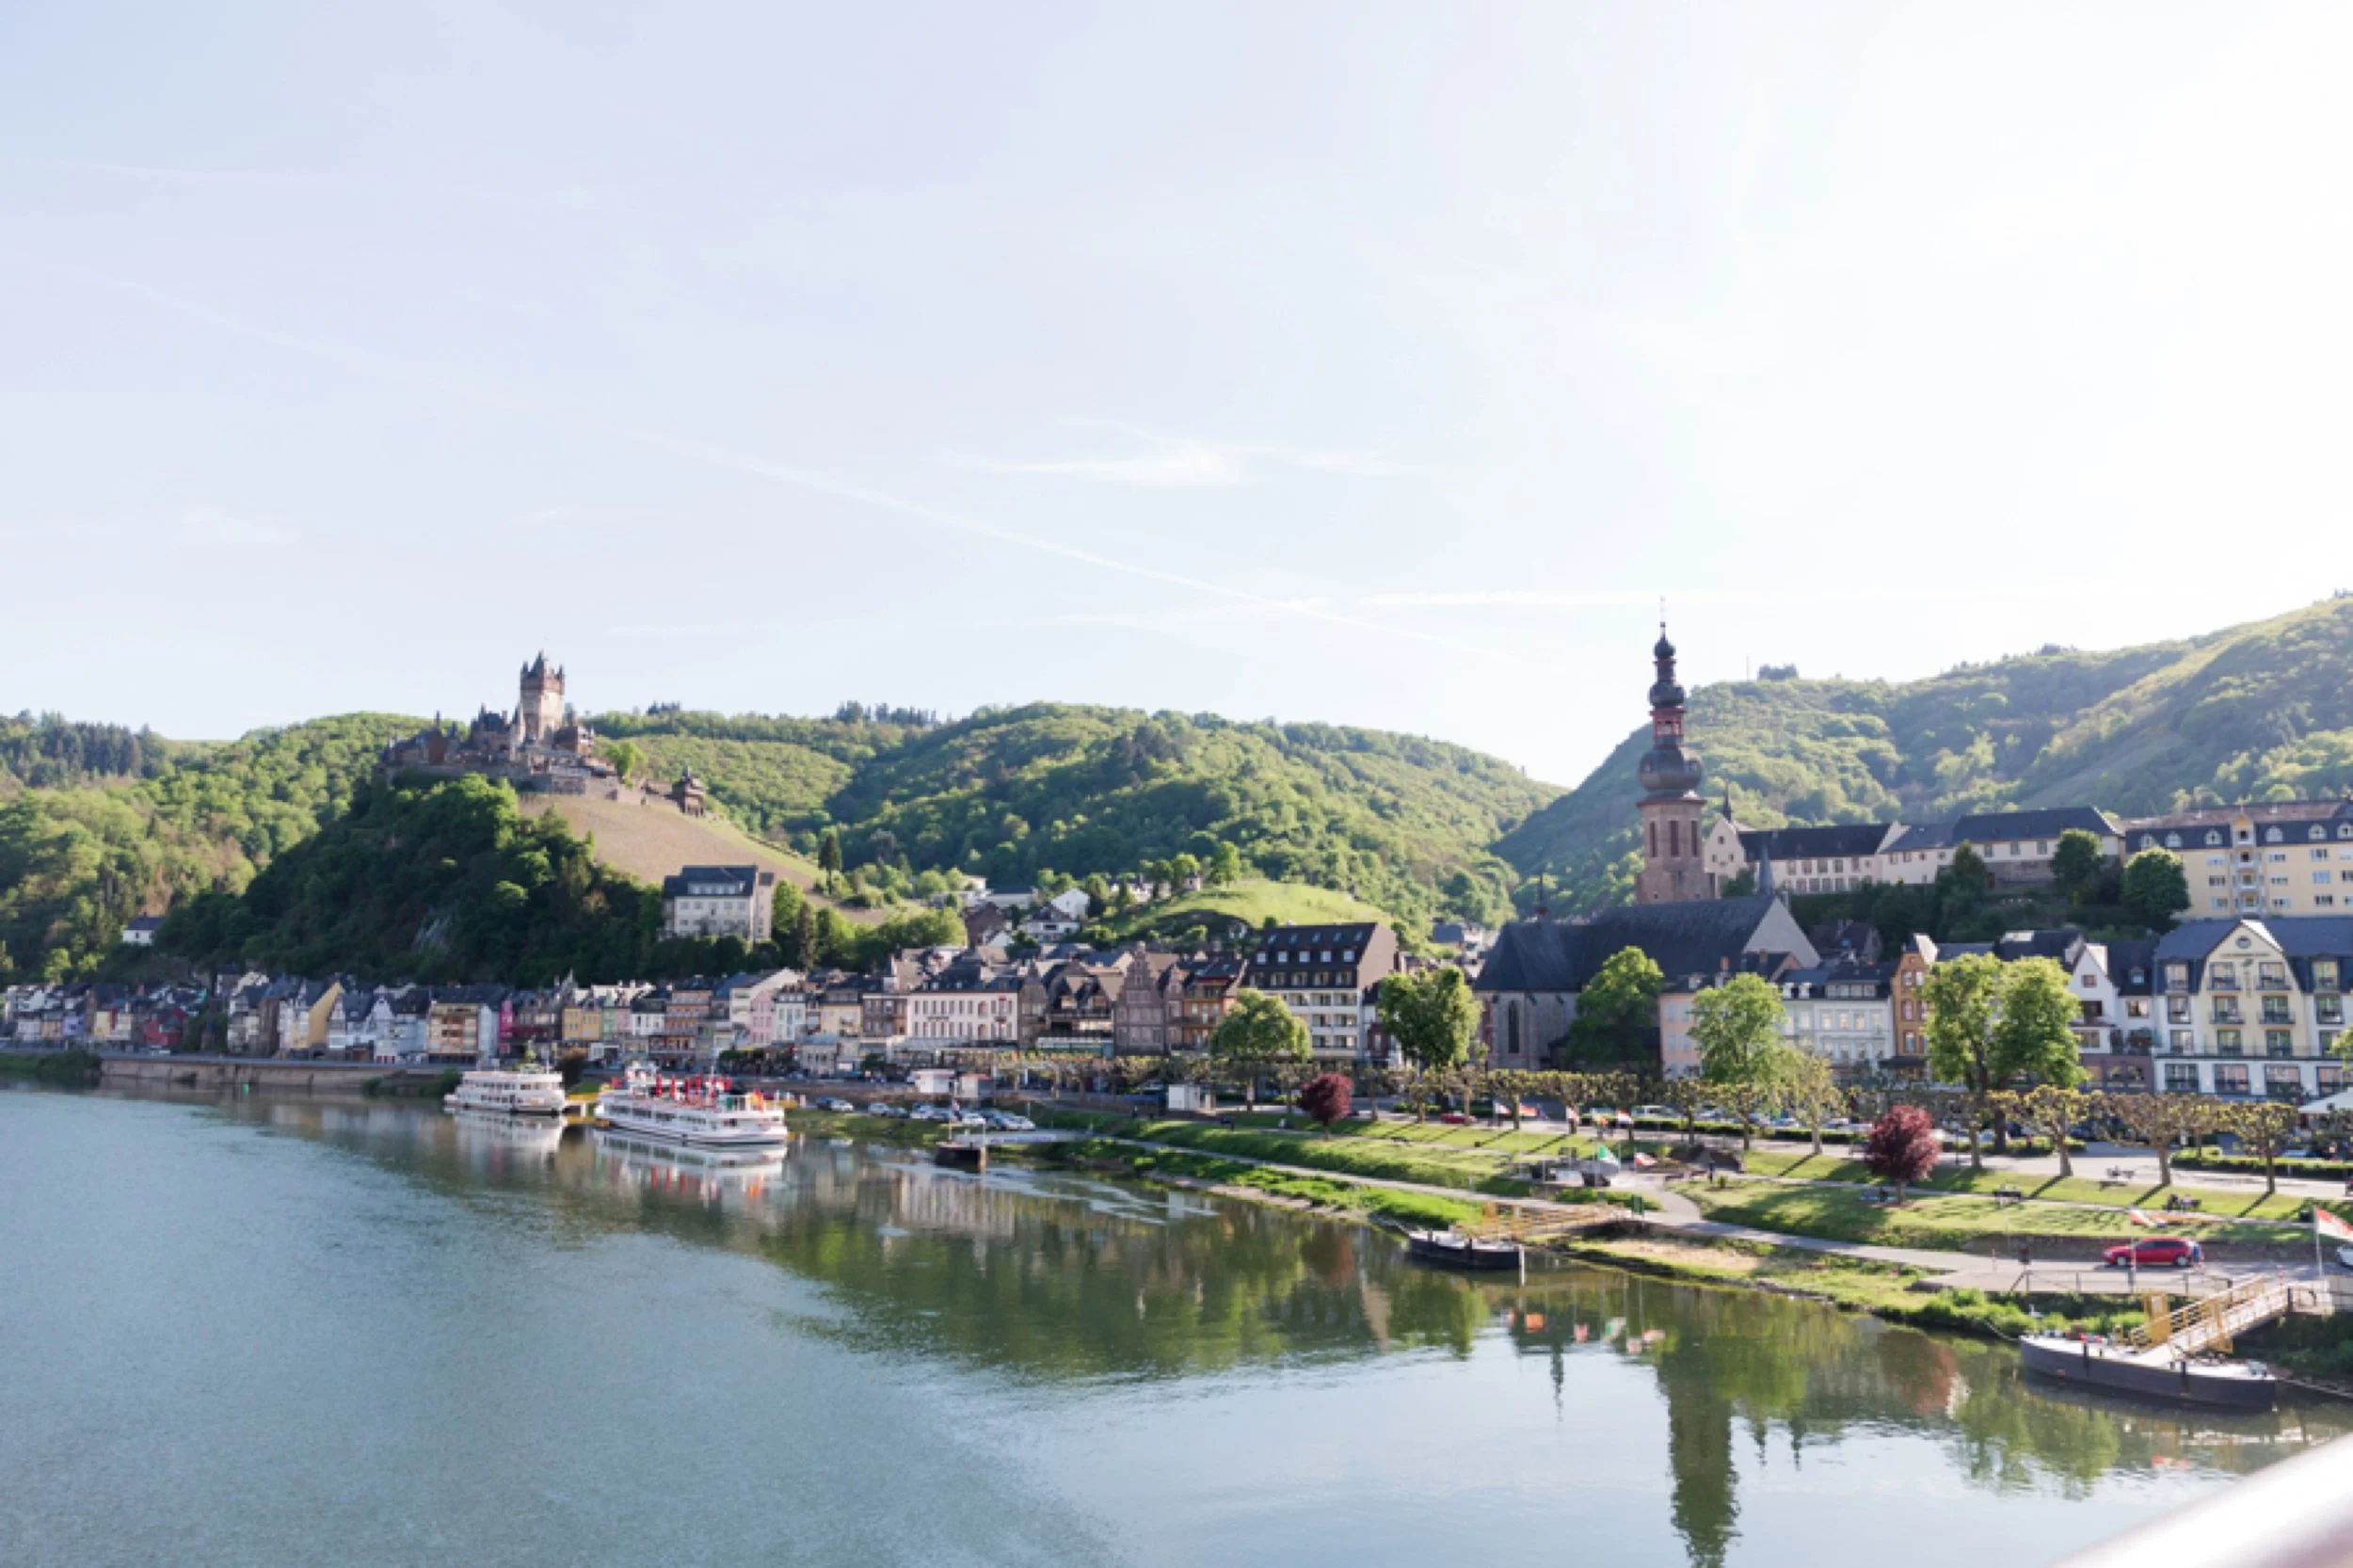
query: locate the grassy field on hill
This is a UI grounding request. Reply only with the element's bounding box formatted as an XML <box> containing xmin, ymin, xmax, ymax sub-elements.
<box><xmin>518</xmin><ymin>795</ymin><xmax>884</xmax><ymax>925</ymax></box>
<box><xmin>1110</xmin><ymin>879</ymin><xmax>1401</xmax><ymax>941</ymax></box>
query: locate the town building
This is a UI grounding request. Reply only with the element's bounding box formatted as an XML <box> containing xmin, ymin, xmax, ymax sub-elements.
<box><xmin>2121</xmin><ymin>800</ymin><xmax>2353</xmax><ymax>919</ymax></box>
<box><xmin>1241</xmin><ymin>923</ymin><xmax>1402</xmax><ymax>1063</ymax></box>
<box><xmin>660</xmin><ymin>865</ymin><xmax>777</xmax><ymax>943</ymax></box>
<box><xmin>120</xmin><ymin>915</ymin><xmax>164</xmax><ymax>948</ymax></box>
<box><xmin>1777</xmin><ymin>960</ymin><xmax>1898</xmax><ymax>1079</ymax></box>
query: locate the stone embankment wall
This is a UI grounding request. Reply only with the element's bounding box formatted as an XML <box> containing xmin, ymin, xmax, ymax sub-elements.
<box><xmin>94</xmin><ymin>1053</ymin><xmax>442</xmax><ymax>1095</ymax></box>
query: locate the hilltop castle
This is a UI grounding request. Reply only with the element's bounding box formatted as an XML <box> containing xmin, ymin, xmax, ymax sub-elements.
<box><xmin>379</xmin><ymin>653</ymin><xmax>616</xmax><ymax>795</ymax></box>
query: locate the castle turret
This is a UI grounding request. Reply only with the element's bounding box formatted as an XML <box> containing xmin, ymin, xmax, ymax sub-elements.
<box><xmin>1636</xmin><ymin>624</ymin><xmax>1713</xmax><ymax>904</ymax></box>
<box><xmin>518</xmin><ymin>652</ymin><xmax>565</xmax><ymax>745</ymax></box>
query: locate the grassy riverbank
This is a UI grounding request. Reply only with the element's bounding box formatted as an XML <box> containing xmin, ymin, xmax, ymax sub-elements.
<box><xmin>1551</xmin><ymin>1232</ymin><xmax>2144</xmax><ymax>1341</ymax></box>
<box><xmin>0</xmin><ymin>1050</ymin><xmax>97</xmax><ymax>1085</ymax></box>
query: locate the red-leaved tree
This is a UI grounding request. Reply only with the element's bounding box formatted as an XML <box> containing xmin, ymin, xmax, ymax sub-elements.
<box><xmin>1299</xmin><ymin>1073</ymin><xmax>1353</xmax><ymax>1135</ymax></box>
<box><xmin>1862</xmin><ymin>1105</ymin><xmax>1941</xmax><ymax>1201</ymax></box>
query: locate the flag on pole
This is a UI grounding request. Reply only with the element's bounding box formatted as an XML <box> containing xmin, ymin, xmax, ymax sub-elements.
<box><xmin>1595</xmin><ymin>1143</ymin><xmax>1620</xmax><ymax>1166</ymax></box>
<box><xmin>2316</xmin><ymin>1207</ymin><xmax>2353</xmax><ymax>1242</ymax></box>
<box><xmin>2128</xmin><ymin>1208</ymin><xmax>2158</xmax><ymax>1228</ymax></box>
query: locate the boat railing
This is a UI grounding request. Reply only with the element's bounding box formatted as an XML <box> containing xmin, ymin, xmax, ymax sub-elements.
<box><xmin>2051</xmin><ymin>1433</ymin><xmax>2353</xmax><ymax>1567</ymax></box>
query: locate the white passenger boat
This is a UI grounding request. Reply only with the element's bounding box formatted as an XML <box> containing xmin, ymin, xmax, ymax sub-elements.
<box><xmin>444</xmin><ymin>1064</ymin><xmax>568</xmax><ymax>1117</ymax></box>
<box><xmin>595</xmin><ymin>1066</ymin><xmax>788</xmax><ymax>1147</ymax></box>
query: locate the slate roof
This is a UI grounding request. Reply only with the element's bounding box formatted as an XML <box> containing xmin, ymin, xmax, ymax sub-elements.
<box><xmin>1945</xmin><ymin>807</ymin><xmax>2122</xmax><ymax>843</ymax></box>
<box><xmin>662</xmin><ymin>865</ymin><xmax>759</xmax><ymax>898</ymax></box>
<box><xmin>1737</xmin><ymin>824</ymin><xmax>1896</xmax><ymax>860</ymax></box>
<box><xmin>1473</xmin><ymin>895</ymin><xmax>1803</xmax><ymax>994</ymax></box>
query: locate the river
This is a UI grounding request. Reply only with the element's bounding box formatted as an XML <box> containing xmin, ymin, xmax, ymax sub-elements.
<box><xmin>0</xmin><ymin>1087</ymin><xmax>2339</xmax><ymax>1567</ymax></box>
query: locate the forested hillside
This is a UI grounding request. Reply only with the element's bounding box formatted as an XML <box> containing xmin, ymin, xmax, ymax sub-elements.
<box><xmin>8</xmin><ymin>597</ymin><xmax>2352</xmax><ymax>980</ymax></box>
<box><xmin>0</xmin><ymin>713</ymin><xmax>420</xmax><ymax>981</ymax></box>
<box><xmin>1499</xmin><ymin>597</ymin><xmax>2353</xmax><ymax>907</ymax></box>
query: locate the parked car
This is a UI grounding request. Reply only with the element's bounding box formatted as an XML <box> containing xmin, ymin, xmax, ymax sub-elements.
<box><xmin>1437</xmin><ymin>1112</ymin><xmax>1472</xmax><ymax>1126</ymax></box>
<box><xmin>2104</xmin><ymin>1237</ymin><xmax>2201</xmax><ymax>1270</ymax></box>
<box><xmin>992</xmin><ymin>1113</ymin><xmax>1035</xmax><ymax>1132</ymax></box>
<box><xmin>907</xmin><ymin>1104</ymin><xmax>947</xmax><ymax>1122</ymax></box>
<box><xmin>813</xmin><ymin>1096</ymin><xmax>856</xmax><ymax>1113</ymax></box>
<box><xmin>869</xmin><ymin>1102</ymin><xmax>908</xmax><ymax>1119</ymax></box>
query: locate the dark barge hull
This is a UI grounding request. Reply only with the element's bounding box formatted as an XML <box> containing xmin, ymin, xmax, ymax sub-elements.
<box><xmin>2020</xmin><ymin>1336</ymin><xmax>2277</xmax><ymax>1411</ymax></box>
<box><xmin>935</xmin><ymin>1141</ymin><xmax>987</xmax><ymax>1169</ymax></box>
<box><xmin>1406</xmin><ymin>1232</ymin><xmax>1523</xmax><ymax>1271</ymax></box>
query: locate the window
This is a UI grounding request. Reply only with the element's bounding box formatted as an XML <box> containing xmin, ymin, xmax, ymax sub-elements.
<box><xmin>2167</xmin><ymin>995</ymin><xmax>2192</xmax><ymax>1024</ymax></box>
<box><xmin>2266</xmin><ymin>1064</ymin><xmax>2306</xmax><ymax>1098</ymax></box>
<box><xmin>2169</xmin><ymin>1030</ymin><xmax>2195</xmax><ymax>1053</ymax></box>
<box><xmin>2165</xmin><ymin>962</ymin><xmax>2191</xmax><ymax>991</ymax></box>
<box><xmin>2165</xmin><ymin>1064</ymin><xmax>2201</xmax><ymax>1093</ymax></box>
<box><xmin>2321</xmin><ymin>1064</ymin><xmax>2345</xmax><ymax>1094</ymax></box>
<box><xmin>2263</xmin><ymin>996</ymin><xmax>2293</xmax><ymax>1025</ymax></box>
<box><xmin>2317</xmin><ymin>960</ymin><xmax>2341</xmax><ymax>991</ymax></box>
<box><xmin>2212</xmin><ymin>997</ymin><xmax>2242</xmax><ymax>1025</ymax></box>
<box><xmin>2210</xmin><ymin>961</ymin><xmax>2237</xmax><ymax>989</ymax></box>
<box><xmin>2217</xmin><ymin>1027</ymin><xmax>2244</xmax><ymax>1055</ymax></box>
<box><xmin>2214</xmin><ymin>1064</ymin><xmax>2250</xmax><ymax>1096</ymax></box>
<box><xmin>2266</xmin><ymin>1029</ymin><xmax>2296</xmax><ymax>1058</ymax></box>
<box><xmin>2259</xmin><ymin>962</ymin><xmax>2289</xmax><ymax>989</ymax></box>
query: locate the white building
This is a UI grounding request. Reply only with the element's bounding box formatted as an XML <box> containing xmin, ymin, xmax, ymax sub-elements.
<box><xmin>660</xmin><ymin>865</ymin><xmax>777</xmax><ymax>942</ymax></box>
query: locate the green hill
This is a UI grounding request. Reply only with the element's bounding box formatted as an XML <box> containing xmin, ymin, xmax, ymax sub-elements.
<box><xmin>595</xmin><ymin>703</ymin><xmax>1548</xmax><ymax>933</ymax></box>
<box><xmin>1500</xmin><ymin>597</ymin><xmax>2353</xmax><ymax>908</ymax></box>
<box><xmin>13</xmin><ymin>596</ymin><xmax>2353</xmax><ymax>980</ymax></box>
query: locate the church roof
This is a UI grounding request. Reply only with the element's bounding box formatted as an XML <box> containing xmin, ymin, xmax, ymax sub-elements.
<box><xmin>1473</xmin><ymin>895</ymin><xmax>1799</xmax><ymax>994</ymax></box>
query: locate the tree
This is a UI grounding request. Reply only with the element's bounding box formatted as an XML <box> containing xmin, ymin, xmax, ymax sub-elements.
<box><xmin>791</xmin><ymin>903</ymin><xmax>820</xmax><ymax>969</ymax></box>
<box><xmin>817</xmin><ymin>829</ymin><xmax>843</xmax><ymax>893</ymax></box>
<box><xmin>602</xmin><ymin>738</ymin><xmax>642</xmax><ymax>785</ymax></box>
<box><xmin>1171</xmin><ymin>852</ymin><xmax>1201</xmax><ymax>887</ymax></box>
<box><xmin>2051</xmin><ymin>830</ymin><xmax>2104</xmax><ymax>905</ymax></box>
<box><xmin>1862</xmin><ymin>1105</ymin><xmax>1941</xmax><ymax>1200</ymax></box>
<box><xmin>2223</xmin><ymin>1099</ymin><xmax>2300</xmax><ymax>1196</ymax></box>
<box><xmin>1209</xmin><ymin>841</ymin><xmax>1244</xmax><ymax>887</ymax></box>
<box><xmin>2122</xmin><ymin>849</ymin><xmax>2191</xmax><ymax>932</ymax></box>
<box><xmin>1299</xmin><ymin>1072</ymin><xmax>1352</xmax><ymax>1133</ymax></box>
<box><xmin>1208</xmin><ymin>989</ymin><xmax>1309</xmax><ymax>1105</ymax></box>
<box><xmin>1923</xmin><ymin>954</ymin><xmax>2003</xmax><ymax>1169</ymax></box>
<box><xmin>2015</xmin><ymin>1083</ymin><xmax>2089</xmax><ymax>1179</ymax></box>
<box><xmin>1923</xmin><ymin>954</ymin><xmax>2081</xmax><ymax>1169</ymax></box>
<box><xmin>1561</xmin><ymin>947</ymin><xmax>1661</xmax><ymax>1067</ymax></box>
<box><xmin>1782</xmin><ymin>1051</ymin><xmax>1845</xmax><ymax>1156</ymax></box>
<box><xmin>1948</xmin><ymin>842</ymin><xmax>1991</xmax><ymax>897</ymax></box>
<box><xmin>1992</xmin><ymin>959</ymin><xmax>2087</xmax><ymax>1096</ymax></box>
<box><xmin>1690</xmin><ymin>972</ymin><xmax>1793</xmax><ymax>1150</ymax></box>
<box><xmin>1376</xmin><ymin>968</ymin><xmax>1480</xmax><ymax>1121</ymax></box>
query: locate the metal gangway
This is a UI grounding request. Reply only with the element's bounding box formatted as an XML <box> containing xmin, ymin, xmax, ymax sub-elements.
<box><xmin>2124</xmin><ymin>1272</ymin><xmax>2297</xmax><ymax>1358</ymax></box>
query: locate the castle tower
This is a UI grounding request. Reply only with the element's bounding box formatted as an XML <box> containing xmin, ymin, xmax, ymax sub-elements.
<box><xmin>1636</xmin><ymin>624</ymin><xmax>1713</xmax><ymax>904</ymax></box>
<box><xmin>519</xmin><ymin>652</ymin><xmax>565</xmax><ymax>745</ymax></box>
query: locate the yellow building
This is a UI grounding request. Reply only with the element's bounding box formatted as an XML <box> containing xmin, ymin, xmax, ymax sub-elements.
<box><xmin>2122</xmin><ymin>801</ymin><xmax>2353</xmax><ymax>920</ymax></box>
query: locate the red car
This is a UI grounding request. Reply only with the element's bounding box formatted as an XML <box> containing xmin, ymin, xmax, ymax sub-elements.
<box><xmin>2104</xmin><ymin>1236</ymin><xmax>2202</xmax><ymax>1269</ymax></box>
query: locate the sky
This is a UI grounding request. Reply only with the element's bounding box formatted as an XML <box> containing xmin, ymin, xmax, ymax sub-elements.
<box><xmin>5</xmin><ymin>2</ymin><xmax>2352</xmax><ymax>788</ymax></box>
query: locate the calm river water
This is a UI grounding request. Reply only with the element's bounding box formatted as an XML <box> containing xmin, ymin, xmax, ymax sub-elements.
<box><xmin>1</xmin><ymin>1087</ymin><xmax>2340</xmax><ymax>1568</ymax></box>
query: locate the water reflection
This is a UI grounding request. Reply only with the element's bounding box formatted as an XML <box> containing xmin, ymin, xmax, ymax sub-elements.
<box><xmin>217</xmin><ymin>1096</ymin><xmax>2344</xmax><ymax>1565</ymax></box>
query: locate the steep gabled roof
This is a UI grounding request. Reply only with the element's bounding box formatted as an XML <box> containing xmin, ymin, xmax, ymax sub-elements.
<box><xmin>1474</xmin><ymin>895</ymin><xmax>1813</xmax><ymax>994</ymax></box>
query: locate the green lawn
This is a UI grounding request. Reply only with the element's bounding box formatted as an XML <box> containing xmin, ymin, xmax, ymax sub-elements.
<box><xmin>1741</xmin><ymin>1148</ymin><xmax>2323</xmax><ymax>1224</ymax></box>
<box><xmin>1124</xmin><ymin>1121</ymin><xmax>1538</xmax><ymax>1197</ymax></box>
<box><xmin>1686</xmin><ymin>1181</ymin><xmax>2295</xmax><ymax>1251</ymax></box>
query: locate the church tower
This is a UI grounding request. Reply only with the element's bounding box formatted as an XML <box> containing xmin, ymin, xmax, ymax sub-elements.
<box><xmin>519</xmin><ymin>652</ymin><xmax>565</xmax><ymax>745</ymax></box>
<box><xmin>1636</xmin><ymin>625</ymin><xmax>1713</xmax><ymax>904</ymax></box>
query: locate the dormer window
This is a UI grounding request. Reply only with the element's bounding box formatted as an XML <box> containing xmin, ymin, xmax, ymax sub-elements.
<box><xmin>2203</xmin><ymin>832</ymin><xmax>2219</xmax><ymax>846</ymax></box>
<box><xmin>2314</xmin><ymin>827</ymin><xmax>2329</xmax><ymax>841</ymax></box>
<box><xmin>2266</xmin><ymin>828</ymin><xmax>2284</xmax><ymax>843</ymax></box>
